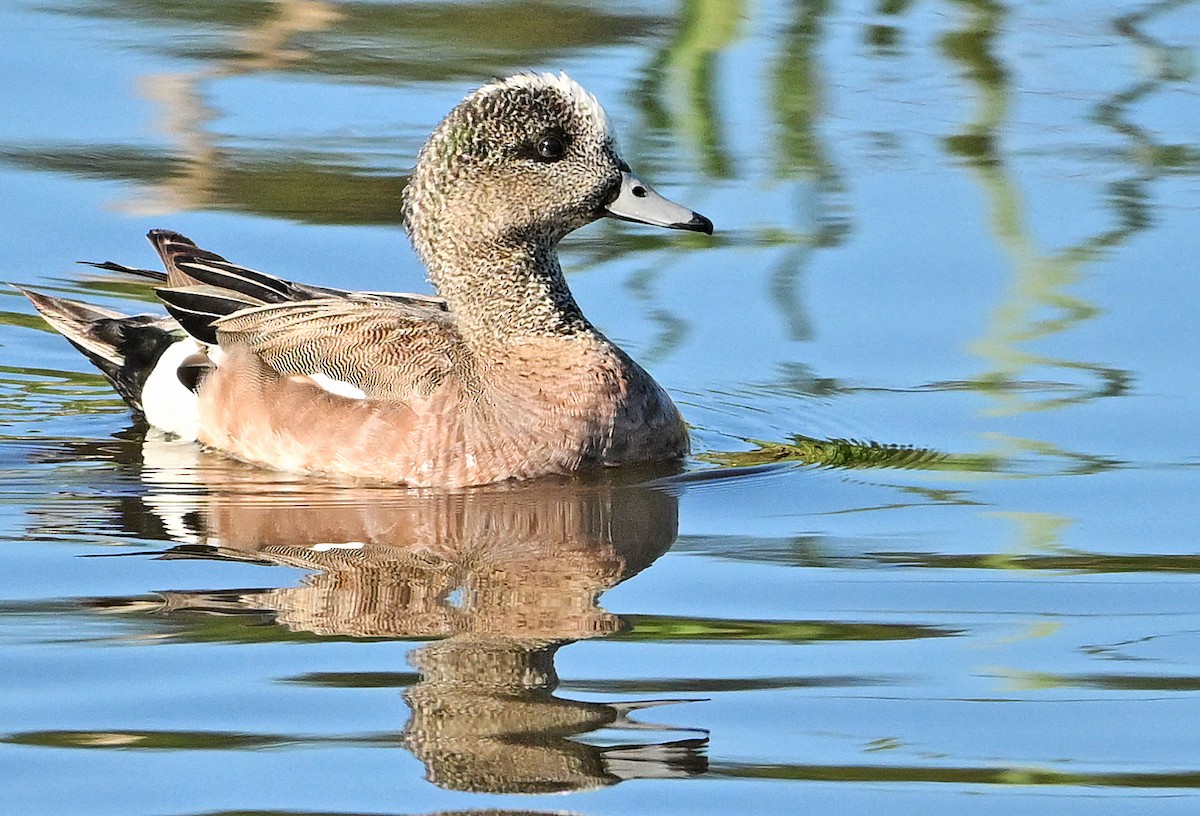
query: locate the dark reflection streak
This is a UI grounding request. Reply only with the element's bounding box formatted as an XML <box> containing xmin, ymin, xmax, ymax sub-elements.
<box><xmin>813</xmin><ymin>498</ymin><xmax>975</xmax><ymax>516</ymax></box>
<box><xmin>1097</xmin><ymin>0</ymin><xmax>1200</xmax><ymax>179</ymax></box>
<box><xmin>45</xmin><ymin>0</ymin><xmax>671</xmax><ymax>86</ymax></box>
<box><xmin>0</xmin><ymin>146</ymin><xmax>410</xmax><ymax>227</ymax></box>
<box><xmin>866</xmin><ymin>0</ymin><xmax>915</xmax><ymax>55</ymax></box>
<box><xmin>665</xmin><ymin>538</ymin><xmax>1200</xmax><ymax>573</ymax></box>
<box><xmin>282</xmin><ymin>671</ymin><xmax>439</xmax><ymax>688</ymax></box>
<box><xmin>864</xmin><ymin>551</ymin><xmax>1200</xmax><ymax>573</ymax></box>
<box><xmin>564</xmin><ymin>675</ymin><xmax>891</xmax><ymax>693</ymax></box>
<box><xmin>3</xmin><ymin>728</ymin><xmax>404</xmax><ymax>751</ymax></box>
<box><xmin>4</xmin><ymin>1</ymin><xmax>670</xmax><ymax>227</ymax></box>
<box><xmin>710</xmin><ymin>761</ymin><xmax>1200</xmax><ymax>787</ymax></box>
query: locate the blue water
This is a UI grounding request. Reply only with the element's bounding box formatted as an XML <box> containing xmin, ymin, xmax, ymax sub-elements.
<box><xmin>2</xmin><ymin>1</ymin><xmax>1199</xmax><ymax>814</ymax></box>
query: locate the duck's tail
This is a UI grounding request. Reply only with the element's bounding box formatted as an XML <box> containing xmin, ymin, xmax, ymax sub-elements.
<box><xmin>15</xmin><ymin>228</ymin><xmax>293</xmax><ymax>436</ymax></box>
<box><xmin>17</xmin><ymin>287</ymin><xmax>178</xmax><ymax>413</ymax></box>
<box><xmin>17</xmin><ymin>287</ymin><xmax>204</xmax><ymax>438</ymax></box>
<box><xmin>17</xmin><ymin>228</ymin><xmax>418</xmax><ymax>437</ymax></box>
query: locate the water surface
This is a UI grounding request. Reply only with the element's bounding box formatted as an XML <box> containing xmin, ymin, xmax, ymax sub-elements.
<box><xmin>2</xmin><ymin>1</ymin><xmax>1199</xmax><ymax>814</ymax></box>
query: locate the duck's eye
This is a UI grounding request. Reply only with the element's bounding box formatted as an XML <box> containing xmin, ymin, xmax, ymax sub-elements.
<box><xmin>535</xmin><ymin>134</ymin><xmax>566</xmax><ymax>162</ymax></box>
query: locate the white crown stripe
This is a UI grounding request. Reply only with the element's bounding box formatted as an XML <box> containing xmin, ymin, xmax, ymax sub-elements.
<box><xmin>475</xmin><ymin>72</ymin><xmax>613</xmax><ymax>141</ymax></box>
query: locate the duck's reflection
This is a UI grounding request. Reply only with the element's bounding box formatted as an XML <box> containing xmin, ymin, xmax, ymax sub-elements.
<box><xmin>129</xmin><ymin>437</ymin><xmax>706</xmax><ymax>792</ymax></box>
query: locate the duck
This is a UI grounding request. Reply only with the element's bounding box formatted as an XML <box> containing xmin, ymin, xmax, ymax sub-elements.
<box><xmin>19</xmin><ymin>72</ymin><xmax>713</xmax><ymax>487</ymax></box>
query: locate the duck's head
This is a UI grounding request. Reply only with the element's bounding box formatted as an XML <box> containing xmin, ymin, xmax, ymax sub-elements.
<box><xmin>404</xmin><ymin>73</ymin><xmax>712</xmax><ymax>258</ymax></box>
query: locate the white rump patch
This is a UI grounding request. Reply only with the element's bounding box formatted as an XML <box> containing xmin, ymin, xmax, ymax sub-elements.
<box><xmin>141</xmin><ymin>338</ymin><xmax>203</xmax><ymax>441</ymax></box>
<box><xmin>308</xmin><ymin>373</ymin><xmax>367</xmax><ymax>400</ymax></box>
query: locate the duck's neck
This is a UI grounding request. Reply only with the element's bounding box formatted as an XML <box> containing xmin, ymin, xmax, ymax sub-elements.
<box><xmin>419</xmin><ymin>231</ymin><xmax>597</xmax><ymax>346</ymax></box>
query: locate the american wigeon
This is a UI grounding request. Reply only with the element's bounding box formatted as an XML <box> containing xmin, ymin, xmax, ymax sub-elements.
<box><xmin>20</xmin><ymin>73</ymin><xmax>713</xmax><ymax>487</ymax></box>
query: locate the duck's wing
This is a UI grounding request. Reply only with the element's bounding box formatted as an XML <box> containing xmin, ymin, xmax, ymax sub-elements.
<box><xmin>141</xmin><ymin>230</ymin><xmax>460</xmax><ymax>401</ymax></box>
<box><xmin>15</xmin><ymin>287</ymin><xmax>182</xmax><ymax>414</ymax></box>
<box><xmin>208</xmin><ymin>295</ymin><xmax>465</xmax><ymax>401</ymax></box>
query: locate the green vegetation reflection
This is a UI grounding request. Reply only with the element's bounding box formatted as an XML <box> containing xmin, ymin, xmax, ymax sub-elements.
<box><xmin>702</xmin><ymin>432</ymin><xmax>1118</xmax><ymax>476</ymax></box>
<box><xmin>616</xmin><ymin>614</ymin><xmax>957</xmax><ymax>643</ymax></box>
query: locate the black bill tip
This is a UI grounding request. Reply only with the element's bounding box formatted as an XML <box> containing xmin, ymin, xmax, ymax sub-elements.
<box><xmin>673</xmin><ymin>212</ymin><xmax>714</xmax><ymax>235</ymax></box>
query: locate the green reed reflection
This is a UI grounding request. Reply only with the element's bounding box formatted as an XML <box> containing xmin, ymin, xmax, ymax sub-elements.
<box><xmin>6</xmin><ymin>0</ymin><xmax>404</xmax><ymax>224</ymax></box>
<box><xmin>942</xmin><ymin>0</ymin><xmax>1171</xmax><ymax>417</ymax></box>
<box><xmin>704</xmin><ymin>434</ymin><xmax>988</xmax><ymax>471</ymax></box>
<box><xmin>919</xmin><ymin>0</ymin><xmax>1198</xmax><ymax>560</ymax></box>
<box><xmin>615</xmin><ymin>614</ymin><xmax>956</xmax><ymax>642</ymax></box>
<box><xmin>865</xmin><ymin>0</ymin><xmax>916</xmax><ymax>55</ymax></box>
<box><xmin>622</xmin><ymin>0</ymin><xmax>743</xmax><ymax>364</ymax></box>
<box><xmin>994</xmin><ymin>667</ymin><xmax>1200</xmax><ymax>692</ymax></box>
<box><xmin>629</xmin><ymin>0</ymin><xmax>845</xmax><ymax>362</ymax></box>
<box><xmin>0</xmin><ymin>365</ymin><xmax>120</xmax><ymax>423</ymax></box>
<box><xmin>767</xmin><ymin>0</ymin><xmax>847</xmax><ymax>345</ymax></box>
<box><xmin>0</xmin><ymin>297</ymin><xmax>127</xmax><ymax>423</ymax></box>
<box><xmin>640</xmin><ymin>0</ymin><xmax>741</xmax><ymax>179</ymax></box>
<box><xmin>701</xmin><ymin>431</ymin><xmax>1119</xmax><ymax>476</ymax></box>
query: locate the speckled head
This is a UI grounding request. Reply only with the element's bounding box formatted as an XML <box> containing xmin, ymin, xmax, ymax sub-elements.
<box><xmin>405</xmin><ymin>73</ymin><xmax>619</xmax><ymax>247</ymax></box>
<box><xmin>404</xmin><ymin>73</ymin><xmax>712</xmax><ymax>273</ymax></box>
<box><xmin>401</xmin><ymin>73</ymin><xmax>712</xmax><ymax>345</ymax></box>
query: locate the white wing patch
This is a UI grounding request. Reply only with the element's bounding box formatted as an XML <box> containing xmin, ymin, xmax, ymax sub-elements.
<box><xmin>307</xmin><ymin>373</ymin><xmax>367</xmax><ymax>400</ymax></box>
<box><xmin>309</xmin><ymin>542</ymin><xmax>366</xmax><ymax>553</ymax></box>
